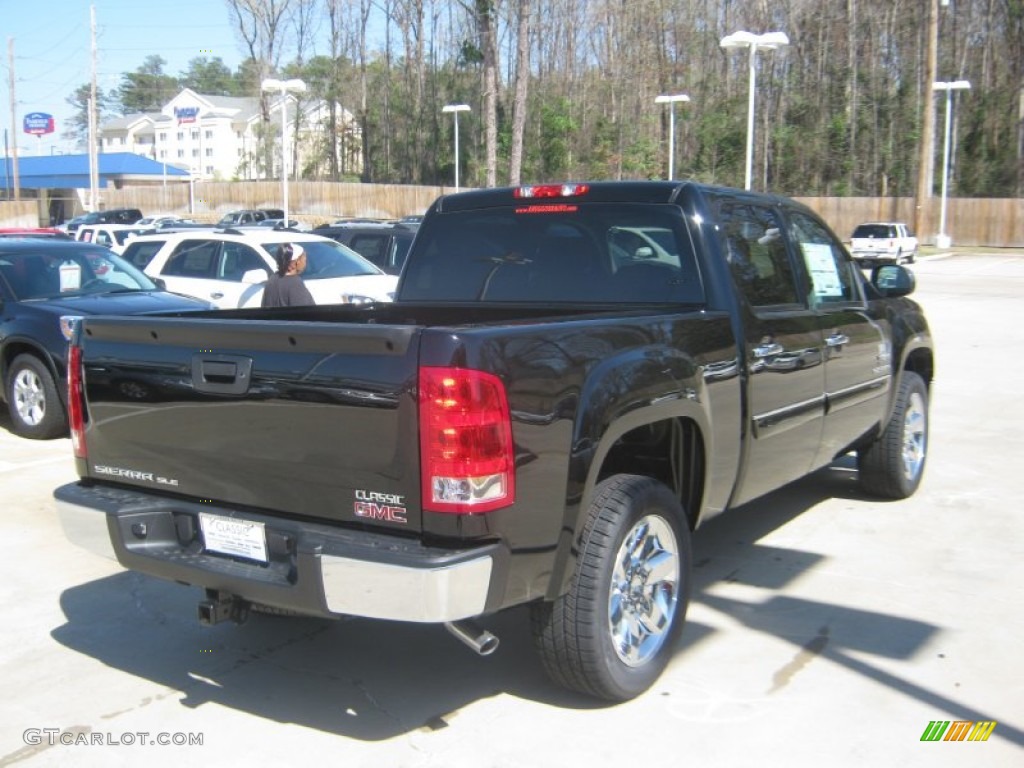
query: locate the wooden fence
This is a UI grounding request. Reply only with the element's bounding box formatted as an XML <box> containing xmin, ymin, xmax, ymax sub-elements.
<box><xmin>2</xmin><ymin>184</ymin><xmax>1022</xmax><ymax>246</ymax></box>
<box><xmin>795</xmin><ymin>196</ymin><xmax>1024</xmax><ymax>248</ymax></box>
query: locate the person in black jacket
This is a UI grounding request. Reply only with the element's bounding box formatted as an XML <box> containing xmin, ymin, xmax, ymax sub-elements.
<box><xmin>261</xmin><ymin>243</ymin><xmax>314</xmax><ymax>307</ymax></box>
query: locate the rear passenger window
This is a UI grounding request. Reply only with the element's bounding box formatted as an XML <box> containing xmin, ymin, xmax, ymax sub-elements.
<box><xmin>121</xmin><ymin>240</ymin><xmax>167</xmax><ymax>269</ymax></box>
<box><xmin>349</xmin><ymin>235</ymin><xmax>387</xmax><ymax>266</ymax></box>
<box><xmin>162</xmin><ymin>240</ymin><xmax>219</xmax><ymax>278</ymax></box>
<box><xmin>715</xmin><ymin>199</ymin><xmax>800</xmax><ymax>308</ymax></box>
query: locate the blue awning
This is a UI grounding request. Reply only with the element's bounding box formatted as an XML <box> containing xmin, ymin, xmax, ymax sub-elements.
<box><xmin>0</xmin><ymin>152</ymin><xmax>190</xmax><ymax>190</ymax></box>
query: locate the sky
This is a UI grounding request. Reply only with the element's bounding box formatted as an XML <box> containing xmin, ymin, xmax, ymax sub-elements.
<box><xmin>2</xmin><ymin>0</ymin><xmax>246</xmax><ymax>157</ymax></box>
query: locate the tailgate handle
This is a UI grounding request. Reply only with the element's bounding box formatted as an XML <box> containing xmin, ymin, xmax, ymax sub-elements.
<box><xmin>192</xmin><ymin>354</ymin><xmax>253</xmax><ymax>395</ymax></box>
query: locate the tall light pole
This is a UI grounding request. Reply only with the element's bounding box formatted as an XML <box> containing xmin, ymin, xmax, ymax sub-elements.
<box><xmin>442</xmin><ymin>104</ymin><xmax>471</xmax><ymax>191</ymax></box>
<box><xmin>933</xmin><ymin>80</ymin><xmax>971</xmax><ymax>248</ymax></box>
<box><xmin>655</xmin><ymin>94</ymin><xmax>691</xmax><ymax>180</ymax></box>
<box><xmin>261</xmin><ymin>77</ymin><xmax>307</xmax><ymax>226</ymax></box>
<box><xmin>720</xmin><ymin>30</ymin><xmax>789</xmax><ymax>191</ymax></box>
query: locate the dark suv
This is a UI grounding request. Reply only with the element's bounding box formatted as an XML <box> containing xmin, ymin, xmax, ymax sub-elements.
<box><xmin>65</xmin><ymin>208</ymin><xmax>143</xmax><ymax>233</ymax></box>
<box><xmin>312</xmin><ymin>222</ymin><xmax>417</xmax><ymax>275</ymax></box>
<box><xmin>0</xmin><ymin>238</ymin><xmax>212</xmax><ymax>438</ymax></box>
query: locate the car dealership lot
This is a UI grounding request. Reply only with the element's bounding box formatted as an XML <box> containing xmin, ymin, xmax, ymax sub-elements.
<box><xmin>1</xmin><ymin>251</ymin><xmax>1022</xmax><ymax>767</ymax></box>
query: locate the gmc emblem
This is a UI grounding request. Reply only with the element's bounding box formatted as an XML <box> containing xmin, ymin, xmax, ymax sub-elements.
<box><xmin>353</xmin><ymin>501</ymin><xmax>408</xmax><ymax>524</ymax></box>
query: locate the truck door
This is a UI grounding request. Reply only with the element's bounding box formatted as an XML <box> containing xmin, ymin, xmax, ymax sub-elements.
<box><xmin>714</xmin><ymin>198</ymin><xmax>825</xmax><ymax>506</ymax></box>
<box><xmin>785</xmin><ymin>209</ymin><xmax>891</xmax><ymax>466</ymax></box>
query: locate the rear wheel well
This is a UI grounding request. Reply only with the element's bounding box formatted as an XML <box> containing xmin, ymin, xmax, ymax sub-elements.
<box><xmin>597</xmin><ymin>417</ymin><xmax>704</xmax><ymax>529</ymax></box>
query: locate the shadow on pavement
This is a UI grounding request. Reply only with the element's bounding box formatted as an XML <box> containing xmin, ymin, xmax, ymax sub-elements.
<box><xmin>50</xmin><ymin>459</ymin><xmax>1023</xmax><ymax>744</ymax></box>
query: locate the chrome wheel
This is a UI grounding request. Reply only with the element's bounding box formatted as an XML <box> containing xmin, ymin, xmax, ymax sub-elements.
<box><xmin>608</xmin><ymin>514</ymin><xmax>680</xmax><ymax>667</ymax></box>
<box><xmin>13</xmin><ymin>367</ymin><xmax>46</xmax><ymax>426</ymax></box>
<box><xmin>902</xmin><ymin>391</ymin><xmax>927</xmax><ymax>481</ymax></box>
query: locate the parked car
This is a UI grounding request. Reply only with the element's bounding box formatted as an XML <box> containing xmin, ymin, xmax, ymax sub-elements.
<box><xmin>312</xmin><ymin>222</ymin><xmax>417</xmax><ymax>275</ymax></box>
<box><xmin>135</xmin><ymin>214</ymin><xmax>187</xmax><ymax>229</ymax></box>
<box><xmin>255</xmin><ymin>219</ymin><xmax>308</xmax><ymax>231</ymax></box>
<box><xmin>0</xmin><ymin>238</ymin><xmax>213</xmax><ymax>439</ymax></box>
<box><xmin>120</xmin><ymin>229</ymin><xmax>398</xmax><ymax>308</ymax></box>
<box><xmin>74</xmin><ymin>224</ymin><xmax>148</xmax><ymax>254</ymax></box>
<box><xmin>849</xmin><ymin>222</ymin><xmax>918</xmax><ymax>265</ymax></box>
<box><xmin>216</xmin><ymin>210</ymin><xmax>268</xmax><ymax>227</ymax></box>
<box><xmin>215</xmin><ymin>209</ymin><xmax>287</xmax><ymax>227</ymax></box>
<box><xmin>63</xmin><ymin>208</ymin><xmax>143</xmax><ymax>233</ymax></box>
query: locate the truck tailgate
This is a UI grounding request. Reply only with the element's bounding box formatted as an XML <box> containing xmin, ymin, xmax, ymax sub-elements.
<box><xmin>78</xmin><ymin>317</ymin><xmax>424</xmax><ymax>532</ymax></box>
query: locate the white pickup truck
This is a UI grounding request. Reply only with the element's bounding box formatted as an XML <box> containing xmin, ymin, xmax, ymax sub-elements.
<box><xmin>849</xmin><ymin>222</ymin><xmax>918</xmax><ymax>265</ymax></box>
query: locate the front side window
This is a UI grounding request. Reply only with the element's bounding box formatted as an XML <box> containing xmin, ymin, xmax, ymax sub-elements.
<box><xmin>788</xmin><ymin>210</ymin><xmax>860</xmax><ymax>306</ymax></box>
<box><xmin>219</xmin><ymin>243</ymin><xmax>270</xmax><ymax>281</ymax></box>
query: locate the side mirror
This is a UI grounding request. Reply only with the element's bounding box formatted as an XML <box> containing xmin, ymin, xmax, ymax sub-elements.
<box><xmin>152</xmin><ymin>277</ymin><xmax>167</xmax><ymax>290</ymax></box>
<box><xmin>634</xmin><ymin>246</ymin><xmax>655</xmax><ymax>259</ymax></box>
<box><xmin>871</xmin><ymin>264</ymin><xmax>916</xmax><ymax>297</ymax></box>
<box><xmin>241</xmin><ymin>269</ymin><xmax>269</xmax><ymax>285</ymax></box>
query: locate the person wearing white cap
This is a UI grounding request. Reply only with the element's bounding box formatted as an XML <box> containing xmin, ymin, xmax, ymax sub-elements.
<box><xmin>261</xmin><ymin>242</ymin><xmax>315</xmax><ymax>307</ymax></box>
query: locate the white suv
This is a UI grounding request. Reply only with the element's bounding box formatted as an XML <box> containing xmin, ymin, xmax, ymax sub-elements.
<box><xmin>75</xmin><ymin>224</ymin><xmax>149</xmax><ymax>254</ymax></box>
<box><xmin>120</xmin><ymin>229</ymin><xmax>397</xmax><ymax>308</ymax></box>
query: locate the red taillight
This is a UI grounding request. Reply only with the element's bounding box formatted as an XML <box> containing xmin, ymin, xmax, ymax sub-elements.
<box><xmin>513</xmin><ymin>183</ymin><xmax>590</xmax><ymax>199</ymax></box>
<box><xmin>67</xmin><ymin>344</ymin><xmax>87</xmax><ymax>459</ymax></box>
<box><xmin>419</xmin><ymin>366</ymin><xmax>515</xmax><ymax>514</ymax></box>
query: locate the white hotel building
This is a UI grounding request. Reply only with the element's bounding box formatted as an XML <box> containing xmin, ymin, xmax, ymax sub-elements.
<box><xmin>99</xmin><ymin>88</ymin><xmax>361</xmax><ymax>181</ymax></box>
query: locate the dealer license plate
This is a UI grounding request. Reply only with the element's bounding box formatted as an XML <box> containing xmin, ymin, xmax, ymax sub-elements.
<box><xmin>199</xmin><ymin>513</ymin><xmax>268</xmax><ymax>563</ymax></box>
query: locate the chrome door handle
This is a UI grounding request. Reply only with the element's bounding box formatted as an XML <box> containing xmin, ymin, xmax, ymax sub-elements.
<box><xmin>210</xmin><ymin>292</ymin><xmax>224</xmax><ymax>299</ymax></box>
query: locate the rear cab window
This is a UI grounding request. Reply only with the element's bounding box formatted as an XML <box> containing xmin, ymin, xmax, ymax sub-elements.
<box><xmin>399</xmin><ymin>202</ymin><xmax>704</xmax><ymax>304</ymax></box>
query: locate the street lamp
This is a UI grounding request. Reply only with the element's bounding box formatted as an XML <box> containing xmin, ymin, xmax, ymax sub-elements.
<box><xmin>720</xmin><ymin>30</ymin><xmax>789</xmax><ymax>190</ymax></box>
<box><xmin>261</xmin><ymin>77</ymin><xmax>308</xmax><ymax>226</ymax></box>
<box><xmin>932</xmin><ymin>80</ymin><xmax>971</xmax><ymax>249</ymax></box>
<box><xmin>442</xmin><ymin>104</ymin><xmax>471</xmax><ymax>191</ymax></box>
<box><xmin>655</xmin><ymin>94</ymin><xmax>691</xmax><ymax>180</ymax></box>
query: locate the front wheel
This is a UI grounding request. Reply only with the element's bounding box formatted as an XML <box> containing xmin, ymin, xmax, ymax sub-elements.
<box><xmin>531</xmin><ymin>474</ymin><xmax>691</xmax><ymax>701</ymax></box>
<box><xmin>5</xmin><ymin>354</ymin><xmax>68</xmax><ymax>439</ymax></box>
<box><xmin>858</xmin><ymin>371</ymin><xmax>928</xmax><ymax>498</ymax></box>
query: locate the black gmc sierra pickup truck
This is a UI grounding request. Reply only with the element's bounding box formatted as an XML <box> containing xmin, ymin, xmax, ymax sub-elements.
<box><xmin>55</xmin><ymin>181</ymin><xmax>933</xmax><ymax>701</ymax></box>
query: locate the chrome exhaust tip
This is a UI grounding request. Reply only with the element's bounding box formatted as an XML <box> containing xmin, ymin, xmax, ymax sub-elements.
<box><xmin>445</xmin><ymin>620</ymin><xmax>500</xmax><ymax>656</ymax></box>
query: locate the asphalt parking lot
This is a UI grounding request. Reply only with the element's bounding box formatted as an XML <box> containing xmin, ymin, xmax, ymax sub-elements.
<box><xmin>1</xmin><ymin>251</ymin><xmax>1022</xmax><ymax>767</ymax></box>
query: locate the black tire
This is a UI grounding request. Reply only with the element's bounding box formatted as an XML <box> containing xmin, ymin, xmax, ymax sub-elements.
<box><xmin>5</xmin><ymin>354</ymin><xmax>67</xmax><ymax>439</ymax></box>
<box><xmin>531</xmin><ymin>474</ymin><xmax>691</xmax><ymax>701</ymax></box>
<box><xmin>907</xmin><ymin>249</ymin><xmax>916</xmax><ymax>264</ymax></box>
<box><xmin>858</xmin><ymin>371</ymin><xmax>928</xmax><ymax>499</ymax></box>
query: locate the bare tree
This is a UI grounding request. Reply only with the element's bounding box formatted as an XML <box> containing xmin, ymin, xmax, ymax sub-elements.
<box><xmin>507</xmin><ymin>0</ymin><xmax>530</xmax><ymax>184</ymax></box>
<box><xmin>459</xmin><ymin>0</ymin><xmax>500</xmax><ymax>186</ymax></box>
<box><xmin>225</xmin><ymin>0</ymin><xmax>297</xmax><ymax>176</ymax></box>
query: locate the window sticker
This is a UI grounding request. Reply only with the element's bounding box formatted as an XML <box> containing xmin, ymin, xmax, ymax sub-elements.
<box><xmin>802</xmin><ymin>243</ymin><xmax>842</xmax><ymax>298</ymax></box>
<box><xmin>59</xmin><ymin>262</ymin><xmax>82</xmax><ymax>292</ymax></box>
